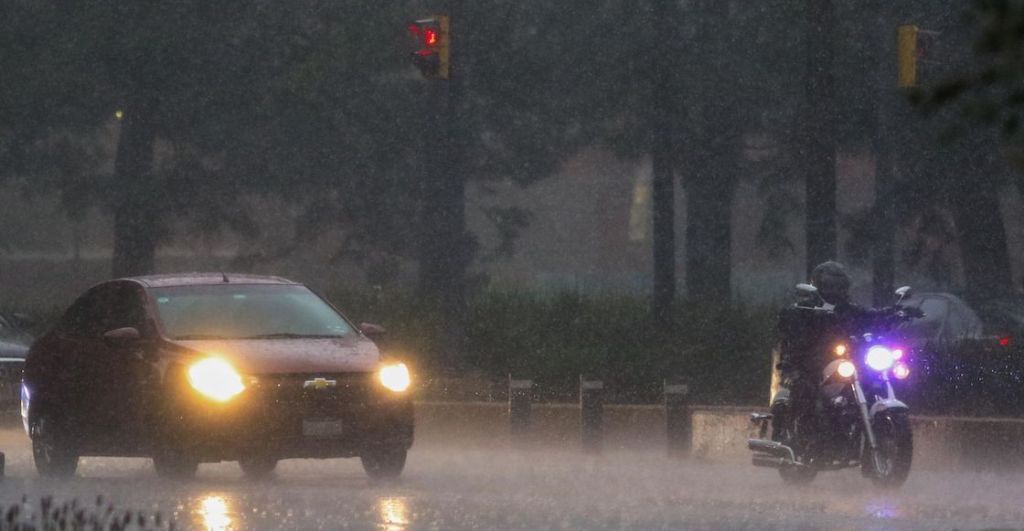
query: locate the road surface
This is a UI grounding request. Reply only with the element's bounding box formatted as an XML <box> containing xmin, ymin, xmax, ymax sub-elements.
<box><xmin>0</xmin><ymin>427</ymin><xmax>1022</xmax><ymax>530</ymax></box>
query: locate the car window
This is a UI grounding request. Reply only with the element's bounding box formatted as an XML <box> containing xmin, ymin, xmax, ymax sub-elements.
<box><xmin>98</xmin><ymin>283</ymin><xmax>148</xmax><ymax>334</ymax></box>
<box><xmin>151</xmin><ymin>284</ymin><xmax>353</xmax><ymax>340</ymax></box>
<box><xmin>0</xmin><ymin>314</ymin><xmax>13</xmax><ymax>340</ymax></box>
<box><xmin>59</xmin><ymin>287</ymin><xmax>106</xmax><ymax>339</ymax></box>
<box><xmin>942</xmin><ymin>300</ymin><xmax>980</xmax><ymax>341</ymax></box>
<box><xmin>902</xmin><ymin>297</ymin><xmax>949</xmax><ymax>343</ymax></box>
<box><xmin>59</xmin><ymin>283</ymin><xmax>147</xmax><ymax>339</ymax></box>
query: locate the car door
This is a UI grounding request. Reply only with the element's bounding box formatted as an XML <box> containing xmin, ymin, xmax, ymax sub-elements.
<box><xmin>45</xmin><ymin>285</ymin><xmax>108</xmax><ymax>445</ymax></box>
<box><xmin>88</xmin><ymin>281</ymin><xmax>155</xmax><ymax>450</ymax></box>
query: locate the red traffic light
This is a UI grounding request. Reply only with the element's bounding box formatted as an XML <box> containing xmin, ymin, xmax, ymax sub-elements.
<box><xmin>407</xmin><ymin>16</ymin><xmax>449</xmax><ymax>80</ymax></box>
<box><xmin>424</xmin><ymin>28</ymin><xmax>439</xmax><ymax>46</ymax></box>
<box><xmin>408</xmin><ymin>19</ymin><xmax>441</xmax><ymax>48</ymax></box>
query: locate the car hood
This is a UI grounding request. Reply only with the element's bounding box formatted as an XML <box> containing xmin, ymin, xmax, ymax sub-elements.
<box><xmin>169</xmin><ymin>336</ymin><xmax>381</xmax><ymax>375</ymax></box>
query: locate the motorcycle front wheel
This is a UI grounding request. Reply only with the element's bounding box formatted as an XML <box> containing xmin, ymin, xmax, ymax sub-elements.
<box><xmin>864</xmin><ymin>412</ymin><xmax>913</xmax><ymax>488</ymax></box>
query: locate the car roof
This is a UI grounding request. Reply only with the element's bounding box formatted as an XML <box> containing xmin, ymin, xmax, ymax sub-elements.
<box><xmin>125</xmin><ymin>273</ymin><xmax>299</xmax><ymax>288</ymax></box>
<box><xmin>904</xmin><ymin>292</ymin><xmax>969</xmax><ymax>304</ymax></box>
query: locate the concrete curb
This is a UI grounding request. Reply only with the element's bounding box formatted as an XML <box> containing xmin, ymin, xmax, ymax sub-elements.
<box><xmin>415</xmin><ymin>401</ymin><xmax>1024</xmax><ymax>471</ymax></box>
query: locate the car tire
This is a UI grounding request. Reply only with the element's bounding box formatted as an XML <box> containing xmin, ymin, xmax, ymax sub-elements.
<box><xmin>30</xmin><ymin>414</ymin><xmax>78</xmax><ymax>479</ymax></box>
<box><xmin>361</xmin><ymin>446</ymin><xmax>407</xmax><ymax>481</ymax></box>
<box><xmin>238</xmin><ymin>454</ymin><xmax>278</xmax><ymax>480</ymax></box>
<box><xmin>153</xmin><ymin>449</ymin><xmax>199</xmax><ymax>480</ymax></box>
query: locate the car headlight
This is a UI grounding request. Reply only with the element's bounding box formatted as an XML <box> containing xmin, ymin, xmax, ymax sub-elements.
<box><xmin>188</xmin><ymin>358</ymin><xmax>245</xmax><ymax>402</ymax></box>
<box><xmin>865</xmin><ymin>346</ymin><xmax>895</xmax><ymax>372</ymax></box>
<box><xmin>379</xmin><ymin>363</ymin><xmax>411</xmax><ymax>392</ymax></box>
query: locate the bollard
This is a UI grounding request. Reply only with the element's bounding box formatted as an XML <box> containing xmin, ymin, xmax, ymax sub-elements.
<box><xmin>580</xmin><ymin>375</ymin><xmax>604</xmax><ymax>453</ymax></box>
<box><xmin>508</xmin><ymin>375</ymin><xmax>533</xmax><ymax>442</ymax></box>
<box><xmin>664</xmin><ymin>379</ymin><xmax>691</xmax><ymax>459</ymax></box>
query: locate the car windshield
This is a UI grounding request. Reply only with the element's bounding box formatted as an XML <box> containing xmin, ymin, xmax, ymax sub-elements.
<box><xmin>151</xmin><ymin>284</ymin><xmax>353</xmax><ymax>340</ymax></box>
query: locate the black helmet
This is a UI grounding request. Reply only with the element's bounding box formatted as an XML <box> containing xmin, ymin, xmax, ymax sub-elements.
<box><xmin>810</xmin><ymin>261</ymin><xmax>851</xmax><ymax>305</ymax></box>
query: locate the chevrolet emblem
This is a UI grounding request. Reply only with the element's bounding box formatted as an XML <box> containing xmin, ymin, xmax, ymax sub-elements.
<box><xmin>303</xmin><ymin>377</ymin><xmax>337</xmax><ymax>391</ymax></box>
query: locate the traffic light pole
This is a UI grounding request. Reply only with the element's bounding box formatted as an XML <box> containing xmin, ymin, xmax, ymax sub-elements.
<box><xmin>417</xmin><ymin>0</ymin><xmax>468</xmax><ymax>370</ymax></box>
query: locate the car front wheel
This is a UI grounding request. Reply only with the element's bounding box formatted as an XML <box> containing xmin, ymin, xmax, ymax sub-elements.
<box><xmin>361</xmin><ymin>446</ymin><xmax>407</xmax><ymax>481</ymax></box>
<box><xmin>31</xmin><ymin>414</ymin><xmax>79</xmax><ymax>479</ymax></box>
<box><xmin>238</xmin><ymin>454</ymin><xmax>278</xmax><ymax>480</ymax></box>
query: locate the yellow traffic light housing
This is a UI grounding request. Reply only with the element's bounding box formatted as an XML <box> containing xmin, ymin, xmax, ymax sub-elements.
<box><xmin>897</xmin><ymin>25</ymin><xmax>918</xmax><ymax>88</ymax></box>
<box><xmin>408</xmin><ymin>16</ymin><xmax>450</xmax><ymax>80</ymax></box>
<box><xmin>897</xmin><ymin>24</ymin><xmax>940</xmax><ymax>88</ymax></box>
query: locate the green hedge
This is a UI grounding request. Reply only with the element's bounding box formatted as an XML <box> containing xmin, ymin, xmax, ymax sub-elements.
<box><xmin>329</xmin><ymin>289</ymin><xmax>779</xmax><ymax>405</ymax></box>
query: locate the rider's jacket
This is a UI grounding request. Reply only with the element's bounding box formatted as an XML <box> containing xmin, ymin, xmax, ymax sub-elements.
<box><xmin>777</xmin><ymin>301</ymin><xmax>888</xmax><ymax>376</ymax></box>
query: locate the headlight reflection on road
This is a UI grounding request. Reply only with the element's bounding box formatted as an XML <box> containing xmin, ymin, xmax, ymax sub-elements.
<box><xmin>197</xmin><ymin>495</ymin><xmax>233</xmax><ymax>531</ymax></box>
<box><xmin>377</xmin><ymin>497</ymin><xmax>410</xmax><ymax>531</ymax></box>
<box><xmin>865</xmin><ymin>500</ymin><xmax>902</xmax><ymax>520</ymax></box>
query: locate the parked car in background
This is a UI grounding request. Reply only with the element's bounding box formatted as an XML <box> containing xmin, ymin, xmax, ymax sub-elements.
<box><xmin>23</xmin><ymin>274</ymin><xmax>414</xmax><ymax>480</ymax></box>
<box><xmin>0</xmin><ymin>311</ymin><xmax>34</xmax><ymax>410</ymax></box>
<box><xmin>898</xmin><ymin>292</ymin><xmax>1024</xmax><ymax>415</ymax></box>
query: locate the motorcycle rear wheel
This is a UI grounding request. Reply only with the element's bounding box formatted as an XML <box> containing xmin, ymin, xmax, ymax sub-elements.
<box><xmin>864</xmin><ymin>412</ymin><xmax>913</xmax><ymax>488</ymax></box>
<box><xmin>779</xmin><ymin>464</ymin><xmax>817</xmax><ymax>484</ymax></box>
<box><xmin>773</xmin><ymin>419</ymin><xmax>817</xmax><ymax>485</ymax></box>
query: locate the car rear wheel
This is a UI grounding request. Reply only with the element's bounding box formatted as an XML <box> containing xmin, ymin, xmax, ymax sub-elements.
<box><xmin>361</xmin><ymin>446</ymin><xmax>407</xmax><ymax>481</ymax></box>
<box><xmin>153</xmin><ymin>449</ymin><xmax>199</xmax><ymax>480</ymax></box>
<box><xmin>238</xmin><ymin>454</ymin><xmax>278</xmax><ymax>479</ymax></box>
<box><xmin>31</xmin><ymin>414</ymin><xmax>78</xmax><ymax>479</ymax></box>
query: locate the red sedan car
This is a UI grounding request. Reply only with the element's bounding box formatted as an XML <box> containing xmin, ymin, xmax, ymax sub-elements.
<box><xmin>22</xmin><ymin>274</ymin><xmax>414</xmax><ymax>480</ymax></box>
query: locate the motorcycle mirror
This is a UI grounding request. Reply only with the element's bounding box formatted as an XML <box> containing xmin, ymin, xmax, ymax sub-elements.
<box><xmin>895</xmin><ymin>286</ymin><xmax>912</xmax><ymax>303</ymax></box>
<box><xmin>796</xmin><ymin>283</ymin><xmax>818</xmax><ymax>295</ymax></box>
<box><xmin>795</xmin><ymin>283</ymin><xmax>823</xmax><ymax>305</ymax></box>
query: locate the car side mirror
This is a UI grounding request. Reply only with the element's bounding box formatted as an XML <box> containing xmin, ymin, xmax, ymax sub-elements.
<box><xmin>103</xmin><ymin>327</ymin><xmax>142</xmax><ymax>347</ymax></box>
<box><xmin>359</xmin><ymin>323</ymin><xmax>386</xmax><ymax>339</ymax></box>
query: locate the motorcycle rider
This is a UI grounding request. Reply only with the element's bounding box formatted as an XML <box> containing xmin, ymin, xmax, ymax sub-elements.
<box><xmin>771</xmin><ymin>261</ymin><xmax>882</xmax><ymax>446</ymax></box>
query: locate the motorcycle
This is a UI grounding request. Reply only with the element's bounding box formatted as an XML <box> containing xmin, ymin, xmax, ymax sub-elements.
<box><xmin>748</xmin><ymin>284</ymin><xmax>921</xmax><ymax>488</ymax></box>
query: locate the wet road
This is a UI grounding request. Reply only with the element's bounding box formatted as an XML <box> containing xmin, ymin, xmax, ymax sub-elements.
<box><xmin>0</xmin><ymin>427</ymin><xmax>1023</xmax><ymax>530</ymax></box>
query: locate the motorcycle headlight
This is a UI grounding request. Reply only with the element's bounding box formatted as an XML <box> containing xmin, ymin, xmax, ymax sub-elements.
<box><xmin>865</xmin><ymin>346</ymin><xmax>895</xmax><ymax>372</ymax></box>
<box><xmin>188</xmin><ymin>358</ymin><xmax>245</xmax><ymax>402</ymax></box>
<box><xmin>379</xmin><ymin>362</ymin><xmax>411</xmax><ymax>392</ymax></box>
<box><xmin>837</xmin><ymin>360</ymin><xmax>856</xmax><ymax>378</ymax></box>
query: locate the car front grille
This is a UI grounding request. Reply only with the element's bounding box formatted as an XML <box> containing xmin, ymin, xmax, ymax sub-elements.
<box><xmin>253</xmin><ymin>372</ymin><xmax>377</xmax><ymax>417</ymax></box>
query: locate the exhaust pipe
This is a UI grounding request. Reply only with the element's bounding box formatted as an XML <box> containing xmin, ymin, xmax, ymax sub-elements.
<box><xmin>752</xmin><ymin>454</ymin><xmax>791</xmax><ymax>468</ymax></box>
<box><xmin>747</xmin><ymin>439</ymin><xmax>796</xmax><ymax>460</ymax></box>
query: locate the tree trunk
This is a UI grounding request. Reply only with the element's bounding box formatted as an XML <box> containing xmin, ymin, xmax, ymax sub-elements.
<box><xmin>871</xmin><ymin>0</ymin><xmax>896</xmax><ymax>306</ymax></box>
<box><xmin>684</xmin><ymin>0</ymin><xmax>735</xmax><ymax>303</ymax></box>
<box><xmin>650</xmin><ymin>0</ymin><xmax>678</xmax><ymax>329</ymax></box>
<box><xmin>947</xmin><ymin>142</ymin><xmax>1013</xmax><ymax>302</ymax></box>
<box><xmin>803</xmin><ymin>0</ymin><xmax>837</xmax><ymax>275</ymax></box>
<box><xmin>685</xmin><ymin>141</ymin><xmax>735</xmax><ymax>303</ymax></box>
<box><xmin>111</xmin><ymin>99</ymin><xmax>158</xmax><ymax>278</ymax></box>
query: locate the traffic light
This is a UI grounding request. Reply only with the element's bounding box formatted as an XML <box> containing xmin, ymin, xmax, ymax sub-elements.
<box><xmin>897</xmin><ymin>25</ymin><xmax>918</xmax><ymax>88</ymax></box>
<box><xmin>408</xmin><ymin>16</ymin><xmax>450</xmax><ymax>79</ymax></box>
<box><xmin>897</xmin><ymin>24</ymin><xmax>941</xmax><ymax>88</ymax></box>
